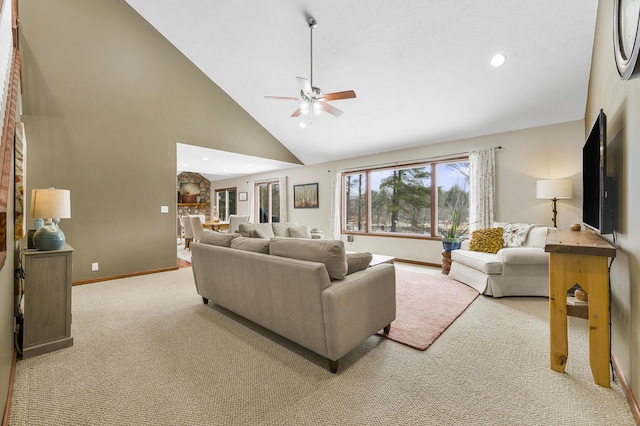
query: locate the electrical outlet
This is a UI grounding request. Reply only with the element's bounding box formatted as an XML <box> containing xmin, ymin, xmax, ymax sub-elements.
<box><xmin>347</xmin><ymin>235</ymin><xmax>354</xmax><ymax>242</ymax></box>
<box><xmin>91</xmin><ymin>262</ymin><xmax>99</xmax><ymax>271</ymax></box>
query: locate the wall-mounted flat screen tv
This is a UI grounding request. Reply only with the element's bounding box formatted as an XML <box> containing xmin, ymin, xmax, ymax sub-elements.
<box><xmin>582</xmin><ymin>109</ymin><xmax>614</xmax><ymax>234</ymax></box>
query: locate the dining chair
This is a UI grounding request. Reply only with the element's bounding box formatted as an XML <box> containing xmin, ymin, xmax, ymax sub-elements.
<box><xmin>182</xmin><ymin>215</ymin><xmax>195</xmax><ymax>249</ymax></box>
<box><xmin>227</xmin><ymin>214</ymin><xmax>249</xmax><ymax>234</ymax></box>
<box><xmin>190</xmin><ymin>215</ymin><xmax>205</xmax><ymax>242</ymax></box>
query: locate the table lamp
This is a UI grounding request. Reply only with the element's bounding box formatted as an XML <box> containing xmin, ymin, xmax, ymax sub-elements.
<box><xmin>30</xmin><ymin>188</ymin><xmax>71</xmax><ymax>250</ymax></box>
<box><xmin>536</xmin><ymin>179</ymin><xmax>572</xmax><ymax>228</ymax></box>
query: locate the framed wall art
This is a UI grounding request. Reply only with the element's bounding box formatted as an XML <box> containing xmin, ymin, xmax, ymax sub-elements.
<box><xmin>293</xmin><ymin>183</ymin><xmax>318</xmax><ymax>208</ymax></box>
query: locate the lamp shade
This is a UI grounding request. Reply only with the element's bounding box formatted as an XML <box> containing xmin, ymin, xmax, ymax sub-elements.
<box><xmin>31</xmin><ymin>188</ymin><xmax>71</xmax><ymax>219</ymax></box>
<box><xmin>536</xmin><ymin>179</ymin><xmax>573</xmax><ymax>200</ymax></box>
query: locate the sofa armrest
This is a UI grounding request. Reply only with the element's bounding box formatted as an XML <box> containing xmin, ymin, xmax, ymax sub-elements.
<box><xmin>321</xmin><ymin>264</ymin><xmax>396</xmax><ymax>360</ymax></box>
<box><xmin>497</xmin><ymin>247</ymin><xmax>549</xmax><ymax>265</ymax></box>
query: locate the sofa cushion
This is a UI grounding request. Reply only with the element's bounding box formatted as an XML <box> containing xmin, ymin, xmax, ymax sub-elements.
<box><xmin>230</xmin><ymin>236</ymin><xmax>270</xmax><ymax>254</ymax></box>
<box><xmin>451</xmin><ymin>249</ymin><xmax>503</xmax><ymax>274</ymax></box>
<box><xmin>494</xmin><ymin>222</ymin><xmax>538</xmax><ymax>247</ymax></box>
<box><xmin>269</xmin><ymin>237</ymin><xmax>348</xmax><ymax>280</ymax></box>
<box><xmin>239</xmin><ymin>223</ymin><xmax>275</xmax><ymax>238</ymax></box>
<box><xmin>251</xmin><ymin>228</ymin><xmax>269</xmax><ymax>239</ymax></box>
<box><xmin>272</xmin><ymin>222</ymin><xmax>299</xmax><ymax>237</ymax></box>
<box><xmin>346</xmin><ymin>252</ymin><xmax>373</xmax><ymax>275</ymax></box>
<box><xmin>200</xmin><ymin>231</ymin><xmax>241</xmax><ymax>247</ymax></box>
<box><xmin>469</xmin><ymin>227</ymin><xmax>504</xmax><ymax>254</ymax></box>
<box><xmin>289</xmin><ymin>225</ymin><xmax>311</xmax><ymax>238</ymax></box>
<box><xmin>524</xmin><ymin>226</ymin><xmax>551</xmax><ymax>248</ymax></box>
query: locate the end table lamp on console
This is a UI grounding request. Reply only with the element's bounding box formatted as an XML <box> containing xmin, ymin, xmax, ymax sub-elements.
<box><xmin>536</xmin><ymin>179</ymin><xmax>572</xmax><ymax>229</ymax></box>
<box><xmin>30</xmin><ymin>188</ymin><xmax>71</xmax><ymax>251</ymax></box>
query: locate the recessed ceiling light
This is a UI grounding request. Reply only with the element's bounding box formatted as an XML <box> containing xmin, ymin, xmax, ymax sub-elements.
<box><xmin>182</xmin><ymin>163</ymin><xmax>189</xmax><ymax>167</ymax></box>
<box><xmin>201</xmin><ymin>157</ymin><xmax>209</xmax><ymax>161</ymax></box>
<box><xmin>299</xmin><ymin>122</ymin><xmax>307</xmax><ymax>128</ymax></box>
<box><xmin>491</xmin><ymin>53</ymin><xmax>506</xmax><ymax>67</ymax></box>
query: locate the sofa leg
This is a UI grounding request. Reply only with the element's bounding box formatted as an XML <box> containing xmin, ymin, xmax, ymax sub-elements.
<box><xmin>328</xmin><ymin>359</ymin><xmax>339</xmax><ymax>373</ymax></box>
<box><xmin>383</xmin><ymin>324</ymin><xmax>391</xmax><ymax>334</ymax></box>
<box><xmin>202</xmin><ymin>297</ymin><xmax>209</xmax><ymax>305</ymax></box>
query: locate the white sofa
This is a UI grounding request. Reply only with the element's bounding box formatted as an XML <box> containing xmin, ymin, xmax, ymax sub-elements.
<box><xmin>448</xmin><ymin>224</ymin><xmax>552</xmax><ymax>297</ymax></box>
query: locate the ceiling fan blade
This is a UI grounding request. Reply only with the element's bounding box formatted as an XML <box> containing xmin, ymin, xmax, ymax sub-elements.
<box><xmin>264</xmin><ymin>96</ymin><xmax>302</xmax><ymax>100</ymax></box>
<box><xmin>296</xmin><ymin>77</ymin><xmax>312</xmax><ymax>95</ymax></box>
<box><xmin>322</xmin><ymin>90</ymin><xmax>356</xmax><ymax>101</ymax></box>
<box><xmin>291</xmin><ymin>107</ymin><xmax>303</xmax><ymax>117</ymax></box>
<box><xmin>319</xmin><ymin>101</ymin><xmax>344</xmax><ymax>117</ymax></box>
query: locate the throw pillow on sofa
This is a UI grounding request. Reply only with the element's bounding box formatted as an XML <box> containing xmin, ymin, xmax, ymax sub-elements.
<box><xmin>469</xmin><ymin>227</ymin><xmax>504</xmax><ymax>254</ymax></box>
<box><xmin>230</xmin><ymin>236</ymin><xmax>270</xmax><ymax>254</ymax></box>
<box><xmin>493</xmin><ymin>222</ymin><xmax>540</xmax><ymax>247</ymax></box>
<box><xmin>250</xmin><ymin>228</ymin><xmax>269</xmax><ymax>239</ymax></box>
<box><xmin>346</xmin><ymin>252</ymin><xmax>373</xmax><ymax>274</ymax></box>
<box><xmin>238</xmin><ymin>223</ymin><xmax>275</xmax><ymax>238</ymax></box>
<box><xmin>200</xmin><ymin>231</ymin><xmax>241</xmax><ymax>247</ymax></box>
<box><xmin>269</xmin><ymin>237</ymin><xmax>348</xmax><ymax>280</ymax></box>
<box><xmin>288</xmin><ymin>225</ymin><xmax>311</xmax><ymax>238</ymax></box>
<box><xmin>272</xmin><ymin>222</ymin><xmax>299</xmax><ymax>237</ymax></box>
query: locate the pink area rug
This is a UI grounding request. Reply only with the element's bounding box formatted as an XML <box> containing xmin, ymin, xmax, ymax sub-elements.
<box><xmin>377</xmin><ymin>269</ymin><xmax>480</xmax><ymax>351</ymax></box>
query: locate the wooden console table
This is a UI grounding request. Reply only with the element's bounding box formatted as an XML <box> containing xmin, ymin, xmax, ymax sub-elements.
<box><xmin>545</xmin><ymin>230</ymin><xmax>615</xmax><ymax>387</ymax></box>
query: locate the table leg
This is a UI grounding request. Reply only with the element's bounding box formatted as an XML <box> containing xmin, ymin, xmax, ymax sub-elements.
<box><xmin>549</xmin><ymin>253</ymin><xmax>569</xmax><ymax>373</ymax></box>
<box><xmin>548</xmin><ymin>253</ymin><xmax>610</xmax><ymax>387</ymax></box>
<box><xmin>581</xmin><ymin>256</ymin><xmax>610</xmax><ymax>388</ymax></box>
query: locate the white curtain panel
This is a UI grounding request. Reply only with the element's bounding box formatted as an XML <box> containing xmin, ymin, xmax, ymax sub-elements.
<box><xmin>469</xmin><ymin>148</ymin><xmax>496</xmax><ymax>231</ymax></box>
<box><xmin>278</xmin><ymin>176</ymin><xmax>288</xmax><ymax>223</ymax></box>
<box><xmin>330</xmin><ymin>171</ymin><xmax>342</xmax><ymax>239</ymax></box>
<box><xmin>248</xmin><ymin>183</ymin><xmax>255</xmax><ymax>223</ymax></box>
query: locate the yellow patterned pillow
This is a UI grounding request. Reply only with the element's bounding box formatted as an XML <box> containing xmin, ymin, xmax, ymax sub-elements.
<box><xmin>469</xmin><ymin>227</ymin><xmax>504</xmax><ymax>254</ymax></box>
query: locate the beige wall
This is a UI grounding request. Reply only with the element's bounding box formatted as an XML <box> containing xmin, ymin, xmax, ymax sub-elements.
<box><xmin>214</xmin><ymin>119</ymin><xmax>585</xmax><ymax>265</ymax></box>
<box><xmin>18</xmin><ymin>0</ymin><xmax>300</xmax><ymax>282</ymax></box>
<box><xmin>586</xmin><ymin>0</ymin><xmax>640</xmax><ymax>398</ymax></box>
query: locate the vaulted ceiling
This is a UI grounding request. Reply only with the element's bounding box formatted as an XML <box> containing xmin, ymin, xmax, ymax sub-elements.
<box><xmin>126</xmin><ymin>0</ymin><xmax>598</xmax><ymax>177</ymax></box>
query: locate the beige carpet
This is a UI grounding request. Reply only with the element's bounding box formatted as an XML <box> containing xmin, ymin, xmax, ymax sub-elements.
<box><xmin>8</xmin><ymin>267</ymin><xmax>636</xmax><ymax>425</ymax></box>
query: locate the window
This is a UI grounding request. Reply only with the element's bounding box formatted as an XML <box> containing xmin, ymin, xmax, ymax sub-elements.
<box><xmin>255</xmin><ymin>180</ymin><xmax>280</xmax><ymax>223</ymax></box>
<box><xmin>342</xmin><ymin>158</ymin><xmax>469</xmax><ymax>238</ymax></box>
<box><xmin>215</xmin><ymin>188</ymin><xmax>237</xmax><ymax>220</ymax></box>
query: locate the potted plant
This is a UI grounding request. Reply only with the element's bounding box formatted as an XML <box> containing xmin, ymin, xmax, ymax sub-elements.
<box><xmin>441</xmin><ymin>209</ymin><xmax>466</xmax><ymax>252</ymax></box>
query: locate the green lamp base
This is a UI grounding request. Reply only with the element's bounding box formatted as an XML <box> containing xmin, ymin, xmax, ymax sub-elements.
<box><xmin>33</xmin><ymin>223</ymin><xmax>66</xmax><ymax>251</ymax></box>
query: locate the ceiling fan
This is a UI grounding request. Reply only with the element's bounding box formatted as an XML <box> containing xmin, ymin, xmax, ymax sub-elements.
<box><xmin>265</xmin><ymin>16</ymin><xmax>356</xmax><ymax>121</ymax></box>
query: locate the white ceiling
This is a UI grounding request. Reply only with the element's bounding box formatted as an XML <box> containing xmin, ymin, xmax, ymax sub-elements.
<box><xmin>176</xmin><ymin>143</ymin><xmax>300</xmax><ymax>182</ymax></box>
<box><xmin>126</xmin><ymin>0</ymin><xmax>599</xmax><ymax>179</ymax></box>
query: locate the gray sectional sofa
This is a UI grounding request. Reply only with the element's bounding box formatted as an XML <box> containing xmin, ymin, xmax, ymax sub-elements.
<box><xmin>190</xmin><ymin>231</ymin><xmax>396</xmax><ymax>373</ymax></box>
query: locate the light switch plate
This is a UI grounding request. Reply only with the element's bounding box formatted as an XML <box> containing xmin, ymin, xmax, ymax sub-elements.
<box><xmin>160</xmin><ymin>205</ymin><xmax>169</xmax><ymax>213</ymax></box>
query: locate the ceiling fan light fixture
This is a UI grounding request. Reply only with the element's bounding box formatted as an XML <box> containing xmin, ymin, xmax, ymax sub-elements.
<box><xmin>491</xmin><ymin>53</ymin><xmax>507</xmax><ymax>67</ymax></box>
<box><xmin>265</xmin><ymin>16</ymin><xmax>356</xmax><ymax>119</ymax></box>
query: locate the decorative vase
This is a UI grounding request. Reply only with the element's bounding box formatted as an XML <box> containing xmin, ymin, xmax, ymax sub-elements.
<box><xmin>575</xmin><ymin>288</ymin><xmax>588</xmax><ymax>302</ymax></box>
<box><xmin>442</xmin><ymin>237</ymin><xmax>462</xmax><ymax>252</ymax></box>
